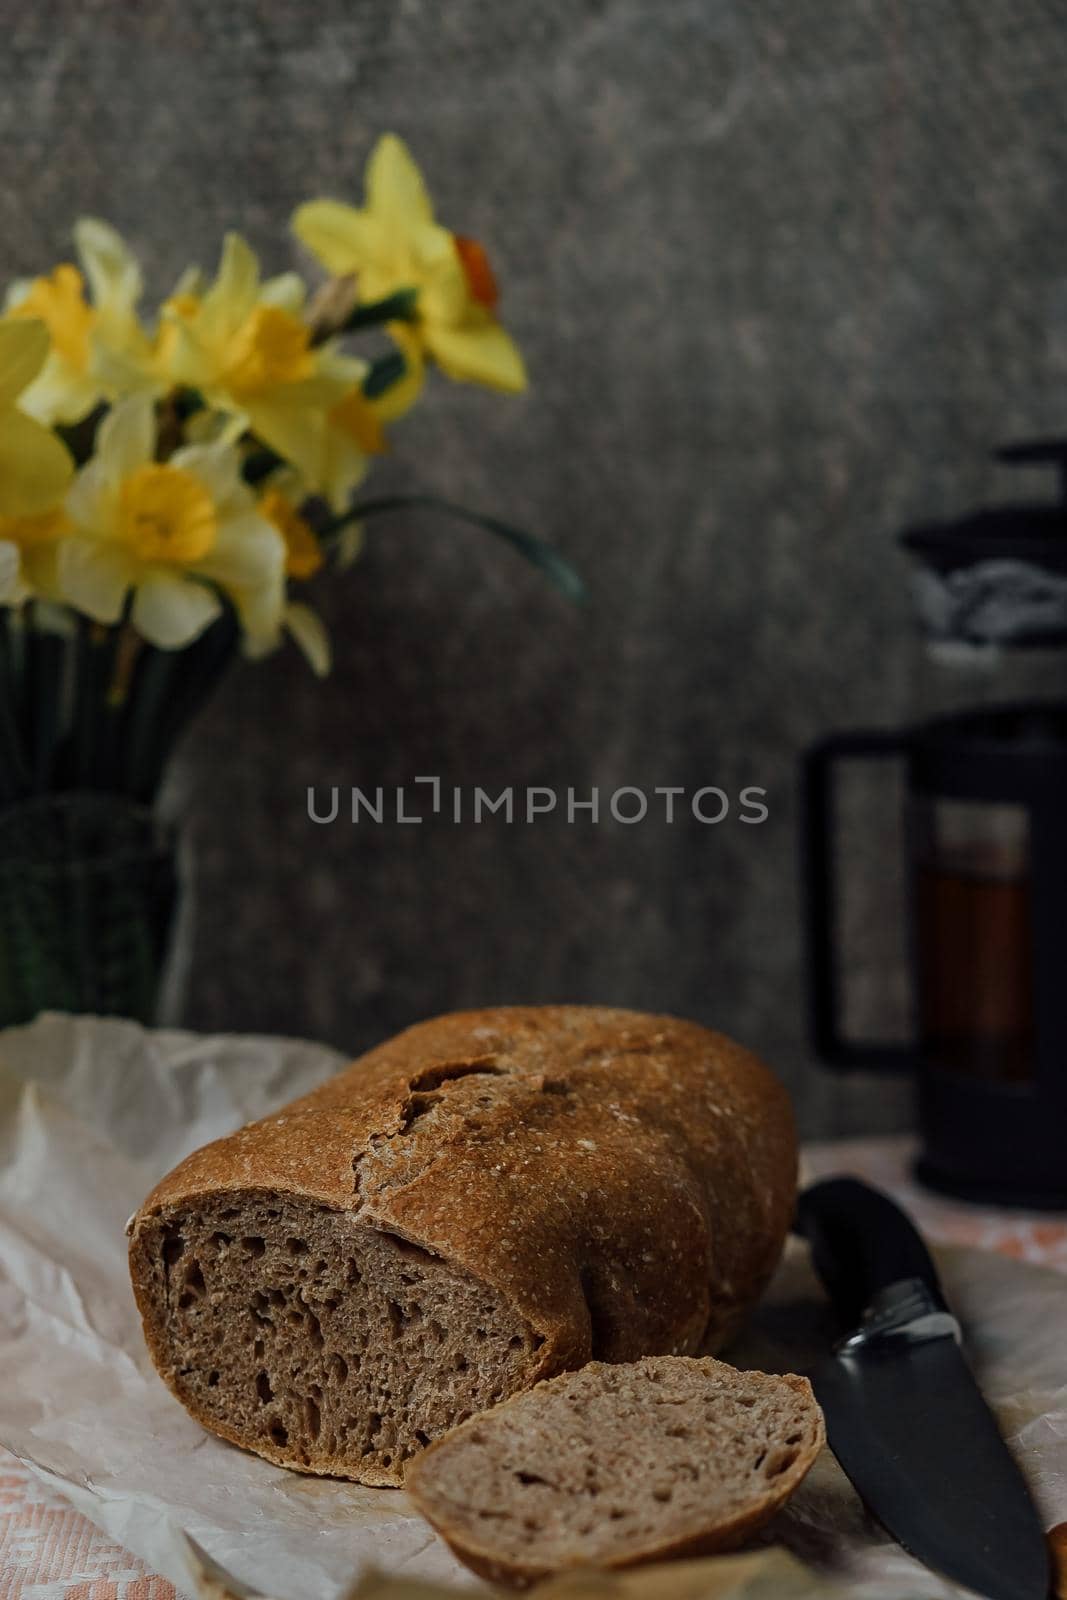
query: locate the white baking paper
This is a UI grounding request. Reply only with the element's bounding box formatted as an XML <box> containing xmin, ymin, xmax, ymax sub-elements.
<box><xmin>0</xmin><ymin>1013</ymin><xmax>1064</xmax><ymax>1600</ymax></box>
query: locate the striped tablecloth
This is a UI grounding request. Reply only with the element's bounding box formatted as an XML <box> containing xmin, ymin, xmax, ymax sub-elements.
<box><xmin>4</xmin><ymin>1134</ymin><xmax>1066</xmax><ymax>1600</ymax></box>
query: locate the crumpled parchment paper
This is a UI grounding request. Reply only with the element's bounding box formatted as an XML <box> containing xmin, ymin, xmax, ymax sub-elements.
<box><xmin>1</xmin><ymin>1012</ymin><xmax>1065</xmax><ymax>1600</ymax></box>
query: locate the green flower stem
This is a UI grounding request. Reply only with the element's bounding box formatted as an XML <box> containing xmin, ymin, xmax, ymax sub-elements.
<box><xmin>363</xmin><ymin>351</ymin><xmax>407</xmax><ymax>399</ymax></box>
<box><xmin>122</xmin><ymin>612</ymin><xmax>239</xmax><ymax>804</ymax></box>
<box><xmin>77</xmin><ymin>620</ymin><xmax>124</xmax><ymax>790</ymax></box>
<box><xmin>122</xmin><ymin>647</ymin><xmax>183</xmax><ymax>804</ymax></box>
<box><xmin>341</xmin><ymin>287</ymin><xmax>419</xmax><ymax>333</ymax></box>
<box><xmin>0</xmin><ymin>616</ymin><xmax>30</xmax><ymax>805</ymax></box>
<box><xmin>25</xmin><ymin>607</ymin><xmax>66</xmax><ymax>795</ymax></box>
<box><xmin>151</xmin><ymin>611</ymin><xmax>239</xmax><ymax>774</ymax></box>
<box><xmin>325</xmin><ymin>494</ymin><xmax>588</xmax><ymax>605</ymax></box>
<box><xmin>88</xmin><ymin>627</ymin><xmax>135</xmax><ymax>796</ymax></box>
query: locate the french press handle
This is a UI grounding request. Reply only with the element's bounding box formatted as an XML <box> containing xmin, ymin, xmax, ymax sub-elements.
<box><xmin>801</xmin><ymin>730</ymin><xmax>914</xmax><ymax>1071</ymax></box>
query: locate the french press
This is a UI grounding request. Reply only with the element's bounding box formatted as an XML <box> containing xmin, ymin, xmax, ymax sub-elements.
<box><xmin>803</xmin><ymin>443</ymin><xmax>1067</xmax><ymax>1207</ymax></box>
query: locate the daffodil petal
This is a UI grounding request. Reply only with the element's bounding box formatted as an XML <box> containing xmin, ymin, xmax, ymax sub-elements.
<box><xmin>291</xmin><ymin>200</ymin><xmax>386</xmax><ymax>275</ymax></box>
<box><xmin>232</xmin><ymin>575</ymin><xmax>284</xmax><ymax>656</ymax></box>
<box><xmin>260</xmin><ymin>372</ymin><xmax>355</xmax><ymax>411</ymax></box>
<box><xmin>58</xmin><ymin>537</ymin><xmax>134</xmax><ymax>623</ymax></box>
<box><xmin>170</xmin><ymin>440</ymin><xmax>250</xmax><ymax>514</ymax></box>
<box><xmin>201</xmin><ymin>233</ymin><xmax>260</xmax><ymax>339</ymax></box>
<box><xmin>0</xmin><ymin>408</ymin><xmax>74</xmax><ymax>516</ymax></box>
<box><xmin>17</xmin><ymin>355</ymin><xmax>103</xmax><ymax>426</ymax></box>
<box><xmin>66</xmin><ymin>457</ymin><xmax>114</xmax><ymax>534</ymax></box>
<box><xmin>170</xmin><ymin>263</ymin><xmax>205</xmax><ymax>299</ymax></box>
<box><xmin>3</xmin><ymin>280</ymin><xmax>32</xmax><ymax>313</ymax></box>
<box><xmin>285</xmin><ymin>600</ymin><xmax>331</xmax><ymax>676</ymax></box>
<box><xmin>28</xmin><ymin>597</ymin><xmax>75</xmax><ymax>634</ymax></box>
<box><xmin>260</xmin><ymin>272</ymin><xmax>306</xmax><ymax>314</ymax></box>
<box><xmin>319</xmin><ymin>427</ymin><xmax>368</xmax><ymax>511</ymax></box>
<box><xmin>197</xmin><ymin>510</ymin><xmax>285</xmax><ymax>590</ymax></box>
<box><xmin>336</xmin><ymin>520</ymin><xmax>365</xmax><ymax>569</ymax></box>
<box><xmin>74</xmin><ymin>217</ymin><xmax>143</xmax><ymax>316</ymax></box>
<box><xmin>88</xmin><ymin>337</ymin><xmax>161</xmax><ymax>402</ymax></box>
<box><xmin>132</xmin><ymin>571</ymin><xmax>222</xmax><ymax>649</ymax></box>
<box><xmin>96</xmin><ymin>394</ymin><xmax>155</xmax><ymax>485</ymax></box>
<box><xmin>0</xmin><ymin>320</ymin><xmax>49</xmax><ymax>405</ymax></box>
<box><xmin>374</xmin><ymin>325</ymin><xmax>426</xmax><ymax>420</ymax></box>
<box><xmin>161</xmin><ymin>313</ymin><xmax>215</xmax><ymax>390</ymax></box>
<box><xmin>243</xmin><ymin>398</ymin><xmax>327</xmax><ymax>489</ymax></box>
<box><xmin>20</xmin><ymin>540</ymin><xmax>62</xmax><ymax>603</ymax></box>
<box><xmin>426</xmin><ymin>319</ymin><xmax>528</xmax><ymax>393</ymax></box>
<box><xmin>0</xmin><ymin>540</ymin><xmax>21</xmax><ymax>602</ymax></box>
<box><xmin>314</xmin><ymin>345</ymin><xmax>368</xmax><ymax>387</ymax></box>
<box><xmin>415</xmin><ymin>239</ymin><xmax>471</xmax><ymax>324</ymax></box>
<box><xmin>366</xmin><ymin>133</ymin><xmax>435</xmax><ymax>228</ymax></box>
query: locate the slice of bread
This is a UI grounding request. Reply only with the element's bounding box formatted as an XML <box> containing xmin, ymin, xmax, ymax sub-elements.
<box><xmin>405</xmin><ymin>1355</ymin><xmax>824</xmax><ymax>1589</ymax></box>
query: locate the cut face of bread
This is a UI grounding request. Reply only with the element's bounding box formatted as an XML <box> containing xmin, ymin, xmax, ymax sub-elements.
<box><xmin>405</xmin><ymin>1356</ymin><xmax>824</xmax><ymax>1589</ymax></box>
<box><xmin>130</xmin><ymin>1191</ymin><xmax>545</xmax><ymax>1485</ymax></box>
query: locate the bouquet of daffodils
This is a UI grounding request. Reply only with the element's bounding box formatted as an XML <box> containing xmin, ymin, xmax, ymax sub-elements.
<box><xmin>0</xmin><ymin>134</ymin><xmax>577</xmax><ymax>807</ymax></box>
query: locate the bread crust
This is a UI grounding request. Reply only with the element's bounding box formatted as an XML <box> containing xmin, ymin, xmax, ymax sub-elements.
<box><xmin>128</xmin><ymin>1007</ymin><xmax>797</xmax><ymax>1479</ymax></box>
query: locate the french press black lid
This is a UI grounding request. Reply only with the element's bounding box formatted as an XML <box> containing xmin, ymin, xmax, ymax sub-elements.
<box><xmin>902</xmin><ymin>440</ymin><xmax>1067</xmax><ymax>649</ymax></box>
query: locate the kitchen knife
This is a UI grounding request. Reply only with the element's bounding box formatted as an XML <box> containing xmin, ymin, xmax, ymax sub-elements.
<box><xmin>795</xmin><ymin>1176</ymin><xmax>1050</xmax><ymax>1600</ymax></box>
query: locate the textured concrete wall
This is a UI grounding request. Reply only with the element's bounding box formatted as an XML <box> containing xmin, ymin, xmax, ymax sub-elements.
<box><xmin>3</xmin><ymin>2</ymin><xmax>1065</xmax><ymax>1132</ymax></box>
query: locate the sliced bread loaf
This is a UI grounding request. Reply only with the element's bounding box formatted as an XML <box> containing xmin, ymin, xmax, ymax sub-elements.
<box><xmin>405</xmin><ymin>1355</ymin><xmax>824</xmax><ymax>1589</ymax></box>
<box><xmin>128</xmin><ymin>1008</ymin><xmax>796</xmax><ymax>1486</ymax></box>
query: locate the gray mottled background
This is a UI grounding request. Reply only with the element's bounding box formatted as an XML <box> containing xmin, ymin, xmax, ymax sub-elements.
<box><xmin>3</xmin><ymin>0</ymin><xmax>1066</xmax><ymax>1133</ymax></box>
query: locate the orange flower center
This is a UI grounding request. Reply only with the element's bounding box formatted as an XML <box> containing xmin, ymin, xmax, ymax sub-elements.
<box><xmin>222</xmin><ymin>306</ymin><xmax>314</xmax><ymax>397</ymax></box>
<box><xmin>119</xmin><ymin>464</ymin><xmax>217</xmax><ymax>564</ymax></box>
<box><xmin>453</xmin><ymin>235</ymin><xmax>499</xmax><ymax>310</ymax></box>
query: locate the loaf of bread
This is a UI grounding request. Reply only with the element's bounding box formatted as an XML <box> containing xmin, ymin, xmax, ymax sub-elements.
<box><xmin>128</xmin><ymin>1006</ymin><xmax>796</xmax><ymax>1486</ymax></box>
<box><xmin>406</xmin><ymin>1356</ymin><xmax>824</xmax><ymax>1588</ymax></box>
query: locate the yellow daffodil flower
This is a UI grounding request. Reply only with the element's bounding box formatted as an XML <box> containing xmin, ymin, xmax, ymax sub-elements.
<box><xmin>0</xmin><ymin>505</ymin><xmax>75</xmax><ymax>606</ymax></box>
<box><xmin>0</xmin><ymin>320</ymin><xmax>75</xmax><ymax>604</ymax></box>
<box><xmin>5</xmin><ymin>220</ymin><xmax>156</xmax><ymax>425</ymax></box>
<box><xmin>59</xmin><ymin>395</ymin><xmax>286</xmax><ymax>654</ymax></box>
<box><xmin>258</xmin><ymin>486</ymin><xmax>323</xmax><ymax>579</ymax></box>
<box><xmin>281</xmin><ymin>598</ymin><xmax>331</xmax><ymax>677</ymax></box>
<box><xmin>0</xmin><ymin>320</ymin><xmax>75</xmax><ymax>514</ymax></box>
<box><xmin>255</xmin><ymin>488</ymin><xmax>334</xmax><ymax>676</ymax></box>
<box><xmin>292</xmin><ymin>133</ymin><xmax>527</xmax><ymax>399</ymax></box>
<box><xmin>158</xmin><ymin>234</ymin><xmax>372</xmax><ymax>509</ymax></box>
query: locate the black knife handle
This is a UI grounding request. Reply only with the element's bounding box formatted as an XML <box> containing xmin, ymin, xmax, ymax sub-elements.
<box><xmin>795</xmin><ymin>1177</ymin><xmax>949</xmax><ymax>1331</ymax></box>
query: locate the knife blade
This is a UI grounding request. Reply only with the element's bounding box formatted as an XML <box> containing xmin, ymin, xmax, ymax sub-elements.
<box><xmin>795</xmin><ymin>1176</ymin><xmax>1050</xmax><ymax>1600</ymax></box>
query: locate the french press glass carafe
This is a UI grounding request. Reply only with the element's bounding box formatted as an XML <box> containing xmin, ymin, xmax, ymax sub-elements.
<box><xmin>803</xmin><ymin>443</ymin><xmax>1067</xmax><ymax>1207</ymax></box>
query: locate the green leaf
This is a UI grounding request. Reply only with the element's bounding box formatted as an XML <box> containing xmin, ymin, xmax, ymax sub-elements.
<box><xmin>342</xmin><ymin>287</ymin><xmax>419</xmax><ymax>332</ymax></box>
<box><xmin>332</xmin><ymin>494</ymin><xmax>587</xmax><ymax>605</ymax></box>
<box><xmin>362</xmin><ymin>351</ymin><xmax>407</xmax><ymax>400</ymax></box>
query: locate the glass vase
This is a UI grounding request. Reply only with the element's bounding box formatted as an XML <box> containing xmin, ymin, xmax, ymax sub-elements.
<box><xmin>0</xmin><ymin>791</ymin><xmax>180</xmax><ymax>1028</ymax></box>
